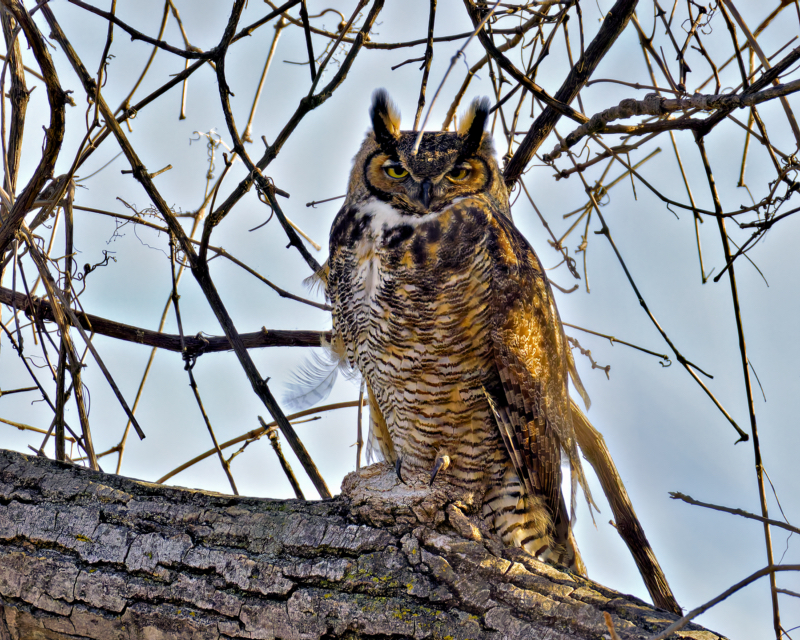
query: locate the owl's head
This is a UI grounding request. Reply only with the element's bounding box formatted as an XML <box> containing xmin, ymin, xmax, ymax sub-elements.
<box><xmin>346</xmin><ymin>89</ymin><xmax>508</xmax><ymax>216</ymax></box>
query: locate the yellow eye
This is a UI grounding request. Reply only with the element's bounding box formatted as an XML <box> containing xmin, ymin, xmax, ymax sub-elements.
<box><xmin>384</xmin><ymin>165</ymin><xmax>408</xmax><ymax>179</ymax></box>
<box><xmin>448</xmin><ymin>166</ymin><xmax>471</xmax><ymax>181</ymax></box>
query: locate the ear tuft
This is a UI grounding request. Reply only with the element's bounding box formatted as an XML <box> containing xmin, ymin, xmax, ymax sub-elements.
<box><xmin>458</xmin><ymin>97</ymin><xmax>491</xmax><ymax>157</ymax></box>
<box><xmin>369</xmin><ymin>89</ymin><xmax>401</xmax><ymax>151</ymax></box>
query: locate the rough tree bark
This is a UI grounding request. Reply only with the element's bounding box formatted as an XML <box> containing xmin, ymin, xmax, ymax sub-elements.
<box><xmin>0</xmin><ymin>448</ymin><xmax>723</xmax><ymax>639</ymax></box>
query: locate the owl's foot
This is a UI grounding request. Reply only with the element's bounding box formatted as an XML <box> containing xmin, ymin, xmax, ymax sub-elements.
<box><xmin>429</xmin><ymin>454</ymin><xmax>451</xmax><ymax>486</ymax></box>
<box><xmin>395</xmin><ymin>456</ymin><xmax>406</xmax><ymax>485</ymax></box>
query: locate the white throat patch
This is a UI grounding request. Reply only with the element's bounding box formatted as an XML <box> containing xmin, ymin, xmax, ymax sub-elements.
<box><xmin>356</xmin><ymin>199</ymin><xmax>443</xmax><ymax>237</ymax></box>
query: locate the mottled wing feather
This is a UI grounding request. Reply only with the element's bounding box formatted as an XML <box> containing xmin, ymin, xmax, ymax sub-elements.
<box><xmin>495</xmin><ymin>347</ymin><xmax>562</xmax><ymax>509</ymax></box>
<box><xmin>487</xmin><ymin>213</ymin><xmax>588</xmax><ymax>531</ymax></box>
<box><xmin>483</xmin><ymin>386</ymin><xmax>535</xmax><ymax>497</ymax></box>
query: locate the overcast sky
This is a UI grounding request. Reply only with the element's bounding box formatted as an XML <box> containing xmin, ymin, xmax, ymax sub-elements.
<box><xmin>1</xmin><ymin>2</ymin><xmax>798</xmax><ymax>638</ymax></box>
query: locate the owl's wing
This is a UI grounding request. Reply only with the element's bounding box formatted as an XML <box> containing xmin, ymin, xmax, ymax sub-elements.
<box><xmin>487</xmin><ymin>213</ymin><xmax>595</xmax><ymax>531</ymax></box>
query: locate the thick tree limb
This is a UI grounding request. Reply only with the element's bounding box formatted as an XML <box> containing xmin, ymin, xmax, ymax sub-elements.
<box><xmin>0</xmin><ymin>448</ymin><xmax>726</xmax><ymax>639</ymax></box>
<box><xmin>0</xmin><ymin>279</ymin><xmax>690</xmax><ymax>618</ymax></box>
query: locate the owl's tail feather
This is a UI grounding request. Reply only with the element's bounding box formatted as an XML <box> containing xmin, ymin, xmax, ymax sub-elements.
<box><xmin>484</xmin><ymin>478</ymin><xmax>550</xmax><ymax>553</ymax></box>
<box><xmin>537</xmin><ymin>528</ymin><xmax>586</xmax><ymax>576</ymax></box>
<box><xmin>482</xmin><ymin>469</ymin><xmax>589</xmax><ymax>573</ymax></box>
<box><xmin>551</xmin><ymin>493</ymin><xmax>588</xmax><ymax>576</ymax></box>
<box><xmin>483</xmin><ymin>386</ymin><xmax>586</xmax><ymax>573</ymax></box>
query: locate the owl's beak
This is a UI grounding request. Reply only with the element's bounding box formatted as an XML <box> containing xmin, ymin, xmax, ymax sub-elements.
<box><xmin>419</xmin><ymin>178</ymin><xmax>433</xmax><ymax>209</ymax></box>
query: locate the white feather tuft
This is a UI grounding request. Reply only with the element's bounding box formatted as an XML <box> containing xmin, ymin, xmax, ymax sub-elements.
<box><xmin>282</xmin><ymin>350</ymin><xmax>341</xmax><ymax>411</ymax></box>
<box><xmin>282</xmin><ymin>342</ymin><xmax>360</xmax><ymax>411</ymax></box>
<box><xmin>303</xmin><ymin>260</ymin><xmax>329</xmax><ymax>298</ymax></box>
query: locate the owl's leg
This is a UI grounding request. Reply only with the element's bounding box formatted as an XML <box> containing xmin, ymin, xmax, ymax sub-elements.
<box><xmin>429</xmin><ymin>454</ymin><xmax>451</xmax><ymax>486</ymax></box>
<box><xmin>395</xmin><ymin>456</ymin><xmax>406</xmax><ymax>485</ymax></box>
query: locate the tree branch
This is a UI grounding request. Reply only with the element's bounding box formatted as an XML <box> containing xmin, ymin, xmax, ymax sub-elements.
<box><xmin>543</xmin><ymin>80</ymin><xmax>800</xmax><ymax>162</ymax></box>
<box><xmin>0</xmin><ymin>448</ymin><xmax>727</xmax><ymax>640</ymax></box>
<box><xmin>41</xmin><ymin>2</ymin><xmax>332</xmax><ymax>499</ymax></box>
<box><xmin>670</xmin><ymin>492</ymin><xmax>800</xmax><ymax>536</ymax></box>
<box><xmin>497</xmin><ymin>0</ymin><xmax>640</xmax><ymax>188</ymax></box>
<box><xmin>0</xmin><ymin>285</ymin><xmax>326</xmax><ymax>353</ymax></box>
<box><xmin>0</xmin><ymin>0</ymin><xmax>66</xmax><ymax>257</ymax></box>
<box><xmin>208</xmin><ymin>0</ymin><xmax>385</xmax><ymax>246</ymax></box>
<box><xmin>65</xmin><ymin>0</ymin><xmax>210</xmax><ymax>59</ymax></box>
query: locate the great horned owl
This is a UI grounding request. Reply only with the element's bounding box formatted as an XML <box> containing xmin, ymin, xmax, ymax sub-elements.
<box><xmin>326</xmin><ymin>90</ymin><xmax>593</xmax><ymax>574</ymax></box>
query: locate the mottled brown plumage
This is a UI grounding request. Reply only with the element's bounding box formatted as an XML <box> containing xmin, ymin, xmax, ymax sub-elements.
<box><xmin>326</xmin><ymin>90</ymin><xmax>592</xmax><ymax>573</ymax></box>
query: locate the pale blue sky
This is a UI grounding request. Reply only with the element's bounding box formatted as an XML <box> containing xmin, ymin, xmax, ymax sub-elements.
<box><xmin>0</xmin><ymin>2</ymin><xmax>798</xmax><ymax>637</ymax></box>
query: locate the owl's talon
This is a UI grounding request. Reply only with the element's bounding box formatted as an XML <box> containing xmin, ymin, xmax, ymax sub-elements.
<box><xmin>395</xmin><ymin>456</ymin><xmax>406</xmax><ymax>485</ymax></box>
<box><xmin>429</xmin><ymin>454</ymin><xmax>450</xmax><ymax>486</ymax></box>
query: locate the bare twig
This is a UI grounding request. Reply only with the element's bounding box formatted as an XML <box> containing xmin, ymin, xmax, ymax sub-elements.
<box><xmin>298</xmin><ymin>0</ymin><xmax>317</xmax><ymax>82</ymax></box>
<box><xmin>0</xmin><ymin>386</ymin><xmax>37</xmax><ymax>397</ymax></box>
<box><xmin>64</xmin><ymin>0</ymin><xmax>208</xmax><ymax>59</ymax></box>
<box><xmin>22</xmin><ymin>222</ymin><xmax>139</xmax><ymax>451</ymax></box>
<box><xmin>0</xmin><ymin>0</ymin><xmax>66</xmax><ymax>257</ymax></box>
<box><xmin>207</xmin><ymin>0</ymin><xmax>384</xmax><ymax>272</ymax></box>
<box><xmin>720</xmin><ymin>0</ymin><xmax>800</xmax><ymax>150</ymax></box>
<box><xmin>356</xmin><ymin>379</ymin><xmax>365</xmax><ymax>470</ymax></box>
<box><xmin>498</xmin><ymin>0</ymin><xmax>639</xmax><ymax>187</ymax></box>
<box><xmin>670</xmin><ymin>492</ymin><xmax>800</xmax><ymax>536</ymax></box>
<box><xmin>563</xmin><ymin>322</ymin><xmax>671</xmax><ymax>365</ymax></box>
<box><xmin>413</xmin><ymin>0</ymin><xmax>502</xmax><ymax>152</ymax></box>
<box><xmin>562</xmin><ymin>136</ymin><xmax>748</xmax><ymax>441</ymax></box>
<box><xmin>604</xmin><ymin>612</ymin><xmax>622</xmax><ymax>640</ymax></box>
<box><xmin>0</xmin><ymin>416</ymin><xmax>75</xmax><ymax>443</ymax></box>
<box><xmin>44</xmin><ymin>2</ymin><xmax>333</xmax><ymax>499</ymax></box>
<box><xmin>168</xmin><ymin>234</ymin><xmax>238</xmax><ymax>495</ymax></box>
<box><xmin>696</xmin><ymin>136</ymin><xmax>781</xmax><ymax>638</ymax></box>
<box><xmin>260</xmin><ymin>416</ymin><xmax>304</xmax><ymax>499</ymax></box>
<box><xmin>243</xmin><ymin>18</ymin><xmax>285</xmax><ymax>143</ymax></box>
<box><xmin>157</xmin><ymin>401</ymin><xmax>364</xmax><ymax>484</ymax></box>
<box><xmin>413</xmin><ymin>0</ymin><xmax>437</xmax><ymax>131</ymax></box>
<box><xmin>647</xmin><ymin>565</ymin><xmax>800</xmax><ymax>640</ymax></box>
